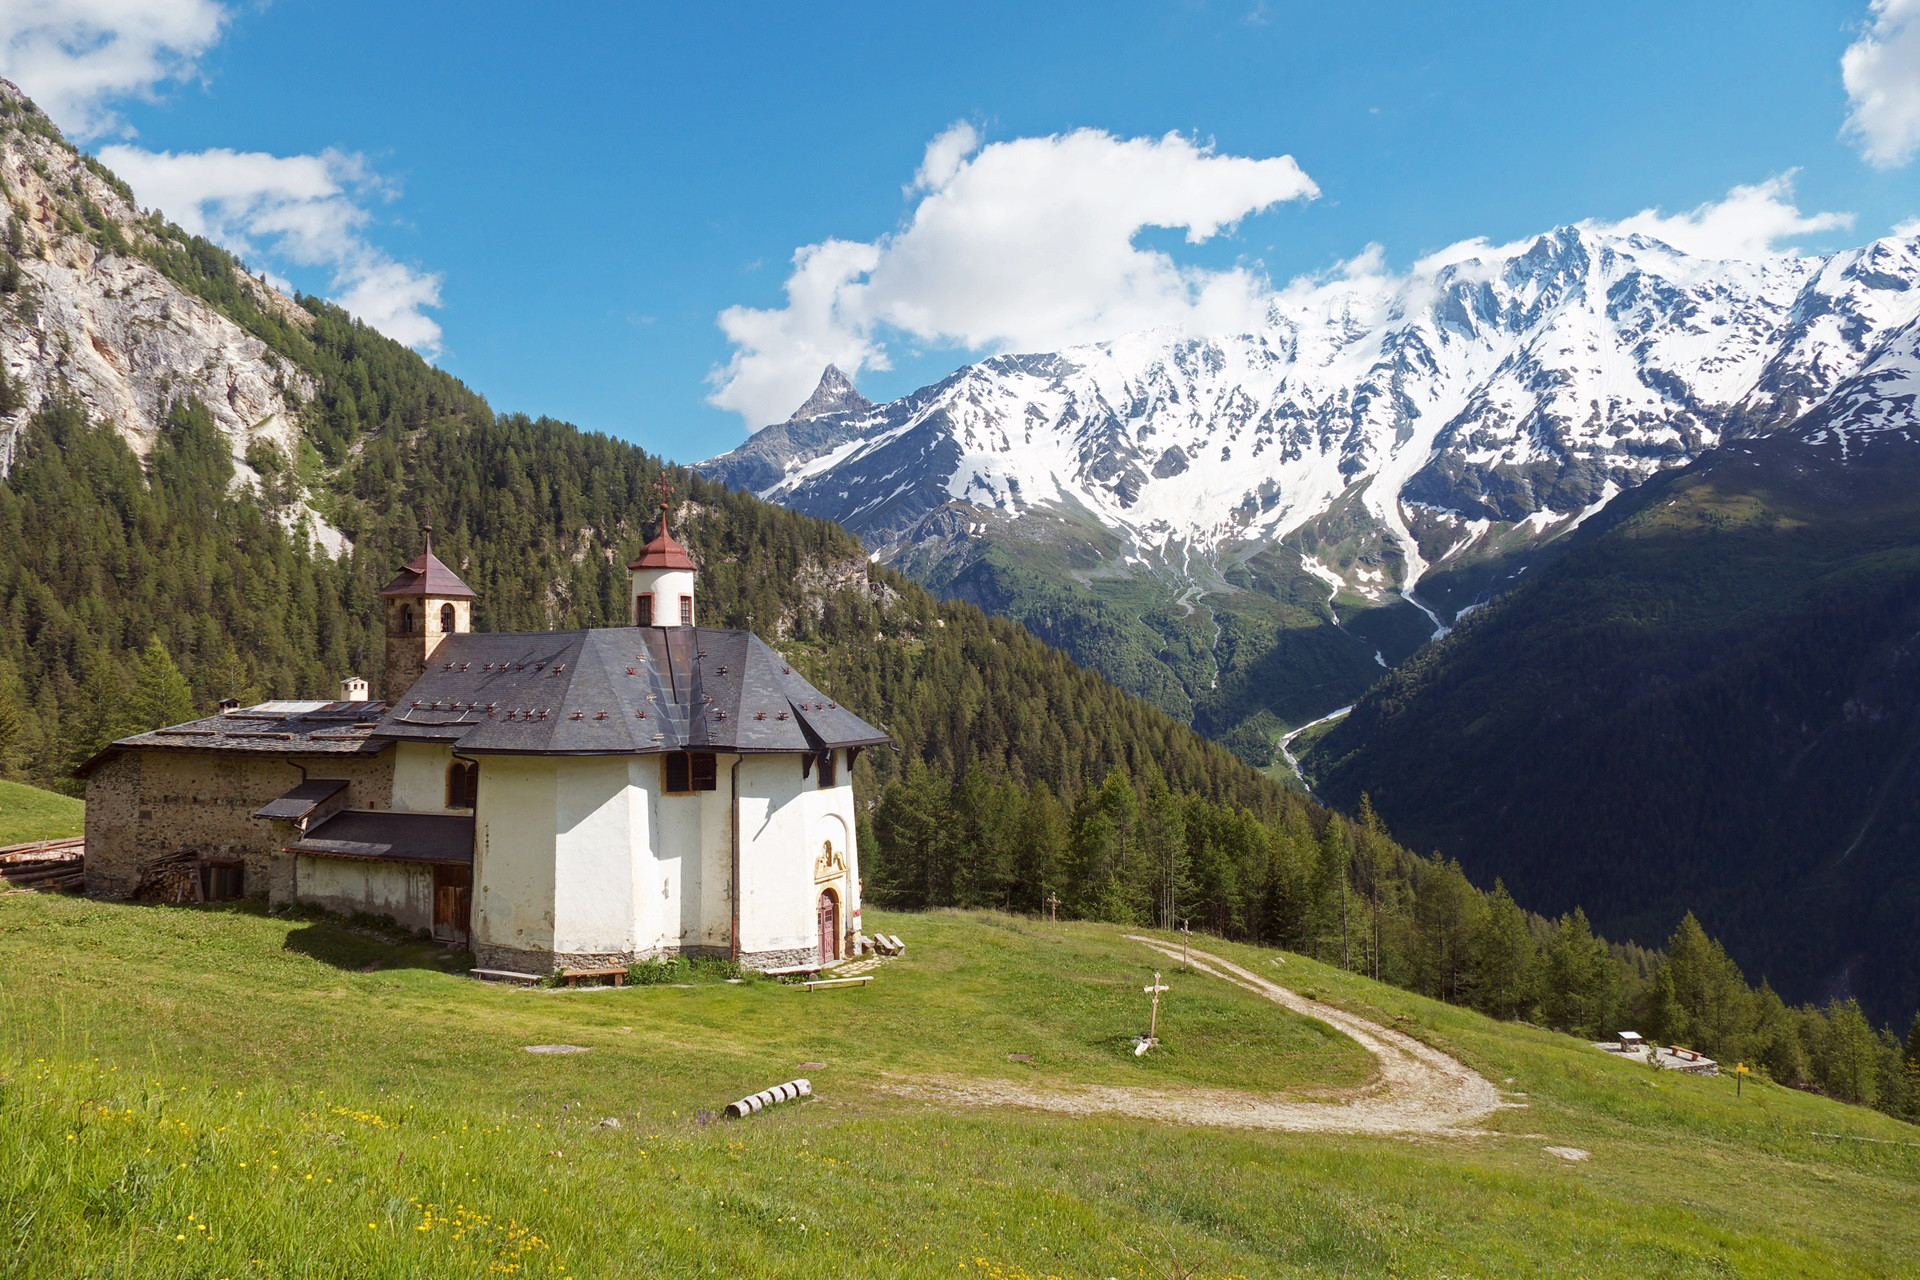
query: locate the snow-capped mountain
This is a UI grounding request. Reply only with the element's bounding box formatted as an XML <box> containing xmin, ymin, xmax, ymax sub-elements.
<box><xmin>705</xmin><ymin>226</ymin><xmax>1920</xmax><ymax>607</ymax></box>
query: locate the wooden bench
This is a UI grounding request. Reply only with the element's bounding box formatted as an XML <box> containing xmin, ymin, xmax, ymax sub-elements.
<box><xmin>802</xmin><ymin>976</ymin><xmax>872</xmax><ymax>992</ymax></box>
<box><xmin>470</xmin><ymin>968</ymin><xmax>542</xmax><ymax>985</ymax></box>
<box><xmin>561</xmin><ymin>966</ymin><xmax>627</xmax><ymax>988</ymax></box>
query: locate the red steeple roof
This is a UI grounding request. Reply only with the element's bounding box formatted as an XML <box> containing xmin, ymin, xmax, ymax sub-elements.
<box><xmin>628</xmin><ymin>506</ymin><xmax>698</xmax><ymax>572</ymax></box>
<box><xmin>380</xmin><ymin>527</ymin><xmax>477</xmax><ymax>598</ymax></box>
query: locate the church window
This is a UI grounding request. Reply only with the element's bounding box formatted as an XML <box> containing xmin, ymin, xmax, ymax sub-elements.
<box><xmin>635</xmin><ymin>593</ymin><xmax>653</xmax><ymax>626</ymax></box>
<box><xmin>446</xmin><ymin>760</ymin><xmax>479</xmax><ymax>809</ymax></box>
<box><xmin>816</xmin><ymin>749</ymin><xmax>837</xmax><ymax>789</ymax></box>
<box><xmin>679</xmin><ymin>595</ymin><xmax>694</xmax><ymax>626</ymax></box>
<box><xmin>663</xmin><ymin>751</ymin><xmax>717</xmax><ymax>794</ymax></box>
<box><xmin>401</xmin><ymin>604</ymin><xmax>415</xmax><ymax>635</ymax></box>
<box><xmin>440</xmin><ymin>602</ymin><xmax>457</xmax><ymax>633</ymax></box>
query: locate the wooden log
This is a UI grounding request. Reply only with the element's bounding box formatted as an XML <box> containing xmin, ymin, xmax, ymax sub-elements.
<box><xmin>802</xmin><ymin>976</ymin><xmax>872</xmax><ymax>991</ymax></box>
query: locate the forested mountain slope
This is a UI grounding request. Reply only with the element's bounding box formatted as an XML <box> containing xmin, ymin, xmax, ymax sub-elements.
<box><xmin>1306</xmin><ymin>354</ymin><xmax>1920</xmax><ymax>1024</ymax></box>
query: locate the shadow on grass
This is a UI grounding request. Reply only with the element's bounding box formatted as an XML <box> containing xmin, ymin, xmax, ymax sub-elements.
<box><xmin>103</xmin><ymin>897</ymin><xmax>474</xmax><ymax>975</ymax></box>
<box><xmin>276</xmin><ymin>905</ymin><xmax>473</xmax><ymax>975</ymax></box>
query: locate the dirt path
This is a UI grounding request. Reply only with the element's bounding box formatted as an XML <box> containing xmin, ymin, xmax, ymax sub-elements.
<box><xmin>886</xmin><ymin>937</ymin><xmax>1505</xmax><ymax>1137</ymax></box>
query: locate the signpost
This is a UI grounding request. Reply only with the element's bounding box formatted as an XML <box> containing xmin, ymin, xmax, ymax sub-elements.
<box><xmin>1136</xmin><ymin>971</ymin><xmax>1169</xmax><ymax>1056</ymax></box>
<box><xmin>1736</xmin><ymin>1062</ymin><xmax>1749</xmax><ymax>1097</ymax></box>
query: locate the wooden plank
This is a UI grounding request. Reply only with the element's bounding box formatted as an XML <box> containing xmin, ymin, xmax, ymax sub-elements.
<box><xmin>802</xmin><ymin>976</ymin><xmax>872</xmax><ymax>991</ymax></box>
<box><xmin>470</xmin><ymin>968</ymin><xmax>543</xmax><ymax>983</ymax></box>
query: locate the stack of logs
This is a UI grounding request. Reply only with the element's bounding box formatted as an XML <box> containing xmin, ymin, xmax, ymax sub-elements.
<box><xmin>0</xmin><ymin>837</ymin><xmax>85</xmax><ymax>893</ymax></box>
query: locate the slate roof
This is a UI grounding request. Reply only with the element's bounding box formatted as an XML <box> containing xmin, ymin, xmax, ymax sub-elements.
<box><xmin>287</xmin><ymin>811</ymin><xmax>474</xmax><ymax>864</ymax></box>
<box><xmin>372</xmin><ymin>626</ymin><xmax>890</xmax><ymax>757</ymax></box>
<box><xmin>380</xmin><ymin>548</ymin><xmax>476</xmax><ymax>598</ymax></box>
<box><xmin>77</xmin><ymin>701</ymin><xmax>391</xmax><ymax>774</ymax></box>
<box><xmin>252</xmin><ymin>778</ymin><xmax>348</xmax><ymax>821</ymax></box>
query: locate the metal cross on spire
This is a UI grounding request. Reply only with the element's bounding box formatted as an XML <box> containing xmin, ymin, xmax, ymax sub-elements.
<box><xmin>652</xmin><ymin>476</ymin><xmax>678</xmax><ymax>537</ymax></box>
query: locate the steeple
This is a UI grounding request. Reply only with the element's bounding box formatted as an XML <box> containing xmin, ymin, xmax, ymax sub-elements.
<box><xmin>627</xmin><ymin>484</ymin><xmax>698</xmax><ymax>627</ymax></box>
<box><xmin>381</xmin><ymin>524</ymin><xmax>476</xmax><ymax>698</ymax></box>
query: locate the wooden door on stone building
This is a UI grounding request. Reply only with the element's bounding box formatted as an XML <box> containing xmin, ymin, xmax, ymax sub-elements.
<box><xmin>817</xmin><ymin>889</ymin><xmax>839</xmax><ymax>963</ymax></box>
<box><xmin>434</xmin><ymin>865</ymin><xmax>472</xmax><ymax>947</ymax></box>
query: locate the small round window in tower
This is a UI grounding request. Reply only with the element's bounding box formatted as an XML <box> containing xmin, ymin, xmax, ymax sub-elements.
<box><xmin>441</xmin><ymin>602</ymin><xmax>457</xmax><ymax>633</ymax></box>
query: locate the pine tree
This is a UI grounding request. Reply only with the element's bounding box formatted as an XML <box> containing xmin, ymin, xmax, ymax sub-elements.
<box><xmin>129</xmin><ymin>636</ymin><xmax>195</xmax><ymax>732</ymax></box>
<box><xmin>1902</xmin><ymin>1010</ymin><xmax>1920</xmax><ymax>1121</ymax></box>
<box><xmin>0</xmin><ymin>666</ymin><xmax>22</xmax><ymax>777</ymax></box>
<box><xmin>1472</xmin><ymin>880</ymin><xmax>1536</xmax><ymax>1021</ymax></box>
<box><xmin>1664</xmin><ymin>912</ymin><xmax>1751</xmax><ymax>1057</ymax></box>
<box><xmin>1817</xmin><ymin>999</ymin><xmax>1879</xmax><ymax>1105</ymax></box>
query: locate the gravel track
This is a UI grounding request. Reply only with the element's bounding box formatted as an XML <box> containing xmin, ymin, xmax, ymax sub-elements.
<box><xmin>885</xmin><ymin>937</ymin><xmax>1506</xmax><ymax>1137</ymax></box>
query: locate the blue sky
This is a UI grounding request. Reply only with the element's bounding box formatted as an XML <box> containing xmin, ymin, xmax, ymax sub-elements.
<box><xmin>5</xmin><ymin>1</ymin><xmax>1919</xmax><ymax>463</ymax></box>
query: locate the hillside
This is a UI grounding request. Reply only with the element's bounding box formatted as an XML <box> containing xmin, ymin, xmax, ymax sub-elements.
<box><xmin>1306</xmin><ymin>392</ymin><xmax>1920</xmax><ymax>1025</ymax></box>
<box><xmin>3</xmin><ymin>894</ymin><xmax>1917</xmax><ymax>1277</ymax></box>
<box><xmin>0</xmin><ymin>777</ymin><xmax>81</xmax><ymax>845</ymax></box>
<box><xmin>702</xmin><ymin>228</ymin><xmax>1920</xmax><ymax>758</ymax></box>
<box><xmin>0</xmin><ymin>79</ymin><xmax>1279</xmax><ymax>835</ymax></box>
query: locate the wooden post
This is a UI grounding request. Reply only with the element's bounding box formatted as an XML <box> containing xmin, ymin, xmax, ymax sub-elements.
<box><xmin>1181</xmin><ymin>919</ymin><xmax>1190</xmax><ymax>969</ymax></box>
<box><xmin>1045</xmin><ymin>892</ymin><xmax>1061</xmax><ymax>923</ymax></box>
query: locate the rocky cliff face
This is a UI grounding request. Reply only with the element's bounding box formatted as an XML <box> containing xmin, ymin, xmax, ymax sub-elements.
<box><xmin>0</xmin><ymin>82</ymin><xmax>340</xmax><ymax>552</ymax></box>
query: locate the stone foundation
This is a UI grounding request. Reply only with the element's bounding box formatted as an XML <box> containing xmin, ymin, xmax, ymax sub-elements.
<box><xmin>472</xmin><ymin>941</ymin><xmax>822</xmax><ymax>975</ymax></box>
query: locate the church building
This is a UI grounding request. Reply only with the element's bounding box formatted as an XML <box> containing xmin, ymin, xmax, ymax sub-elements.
<box><xmin>79</xmin><ymin>512</ymin><xmax>888</xmax><ymax>973</ymax></box>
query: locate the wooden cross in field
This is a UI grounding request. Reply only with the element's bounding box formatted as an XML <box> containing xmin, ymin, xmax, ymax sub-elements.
<box><xmin>1137</xmin><ymin>971</ymin><xmax>1169</xmax><ymax>1055</ymax></box>
<box><xmin>1045</xmin><ymin>892</ymin><xmax>1061</xmax><ymax>923</ymax></box>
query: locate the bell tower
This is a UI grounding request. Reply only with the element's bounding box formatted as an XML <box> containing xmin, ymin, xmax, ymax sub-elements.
<box><xmin>627</xmin><ymin>486</ymin><xmax>699</xmax><ymax>627</ymax></box>
<box><xmin>380</xmin><ymin>525</ymin><xmax>477</xmax><ymax>699</ymax></box>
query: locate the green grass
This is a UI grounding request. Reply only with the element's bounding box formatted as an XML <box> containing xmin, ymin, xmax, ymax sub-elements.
<box><xmin>2</xmin><ymin>898</ymin><xmax>1917</xmax><ymax>1278</ymax></box>
<box><xmin>0</xmin><ymin>777</ymin><xmax>84</xmax><ymax>845</ymax></box>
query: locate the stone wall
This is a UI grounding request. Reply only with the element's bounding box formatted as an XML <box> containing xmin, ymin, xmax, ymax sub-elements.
<box><xmin>84</xmin><ymin>748</ymin><xmax>395</xmax><ymax>901</ymax></box>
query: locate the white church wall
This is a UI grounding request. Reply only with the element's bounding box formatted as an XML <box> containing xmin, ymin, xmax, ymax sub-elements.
<box><xmin>472</xmin><ymin>754</ymin><xmax>559</xmax><ymax>968</ymax></box>
<box><xmin>391</xmin><ymin>741</ymin><xmax>456</xmax><ymax>811</ymax></box>
<box><xmin>635</xmin><ymin>753</ymin><xmax>734</xmax><ymax>955</ymax></box>
<box><xmin>551</xmin><ymin>755</ymin><xmax>637</xmax><ymax>960</ymax></box>
<box><xmin>736</xmin><ymin>752</ymin><xmax>859</xmax><ymax>966</ymax></box>
<box><xmin>694</xmin><ymin>760</ymin><xmax>736</xmax><ymax>952</ymax></box>
<box><xmin>295</xmin><ymin>854</ymin><xmax>434</xmax><ymax>933</ymax></box>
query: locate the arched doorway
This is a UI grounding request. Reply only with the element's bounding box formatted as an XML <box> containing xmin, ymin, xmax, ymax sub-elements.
<box><xmin>817</xmin><ymin>888</ymin><xmax>840</xmax><ymax>964</ymax></box>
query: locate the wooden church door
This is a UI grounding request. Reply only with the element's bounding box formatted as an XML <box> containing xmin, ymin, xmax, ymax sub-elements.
<box><xmin>817</xmin><ymin>890</ymin><xmax>838</xmax><ymax>963</ymax></box>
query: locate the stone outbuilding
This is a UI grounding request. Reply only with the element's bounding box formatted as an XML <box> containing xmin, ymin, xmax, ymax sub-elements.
<box><xmin>80</xmin><ymin>513</ymin><xmax>887</xmax><ymax>973</ymax></box>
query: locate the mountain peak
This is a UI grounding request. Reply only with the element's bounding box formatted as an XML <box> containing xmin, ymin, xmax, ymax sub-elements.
<box><xmin>789</xmin><ymin>365</ymin><xmax>874</xmax><ymax>421</ymax></box>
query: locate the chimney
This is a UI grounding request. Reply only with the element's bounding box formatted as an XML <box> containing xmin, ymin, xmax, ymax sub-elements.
<box><xmin>218</xmin><ymin>698</ymin><xmax>241</xmax><ymax>715</ymax></box>
<box><xmin>341</xmin><ymin>676</ymin><xmax>369</xmax><ymax>702</ymax></box>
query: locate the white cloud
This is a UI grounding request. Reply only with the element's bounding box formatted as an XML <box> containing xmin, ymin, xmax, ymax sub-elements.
<box><xmin>1588</xmin><ymin>174</ymin><xmax>1852</xmax><ymax>260</ymax></box>
<box><xmin>710</xmin><ymin>125</ymin><xmax>1318</xmax><ymax>428</ymax></box>
<box><xmin>0</xmin><ymin>0</ymin><xmax>228</xmax><ymax>140</ymax></box>
<box><xmin>1843</xmin><ymin>0</ymin><xmax>1920</xmax><ymax>167</ymax></box>
<box><xmin>101</xmin><ymin>144</ymin><xmax>443</xmax><ymax>354</ymax></box>
<box><xmin>1895</xmin><ymin>216</ymin><xmax>1920</xmax><ymax>235</ymax></box>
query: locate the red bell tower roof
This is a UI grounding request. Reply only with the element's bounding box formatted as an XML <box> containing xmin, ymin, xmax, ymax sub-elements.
<box><xmin>628</xmin><ymin>506</ymin><xmax>698</xmax><ymax>572</ymax></box>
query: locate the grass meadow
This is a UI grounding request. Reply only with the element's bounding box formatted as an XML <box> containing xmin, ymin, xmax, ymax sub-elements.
<box><xmin>0</xmin><ymin>779</ymin><xmax>85</xmax><ymax>846</ymax></box>
<box><xmin>1</xmin><ymin>896</ymin><xmax>1916</xmax><ymax>1278</ymax></box>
